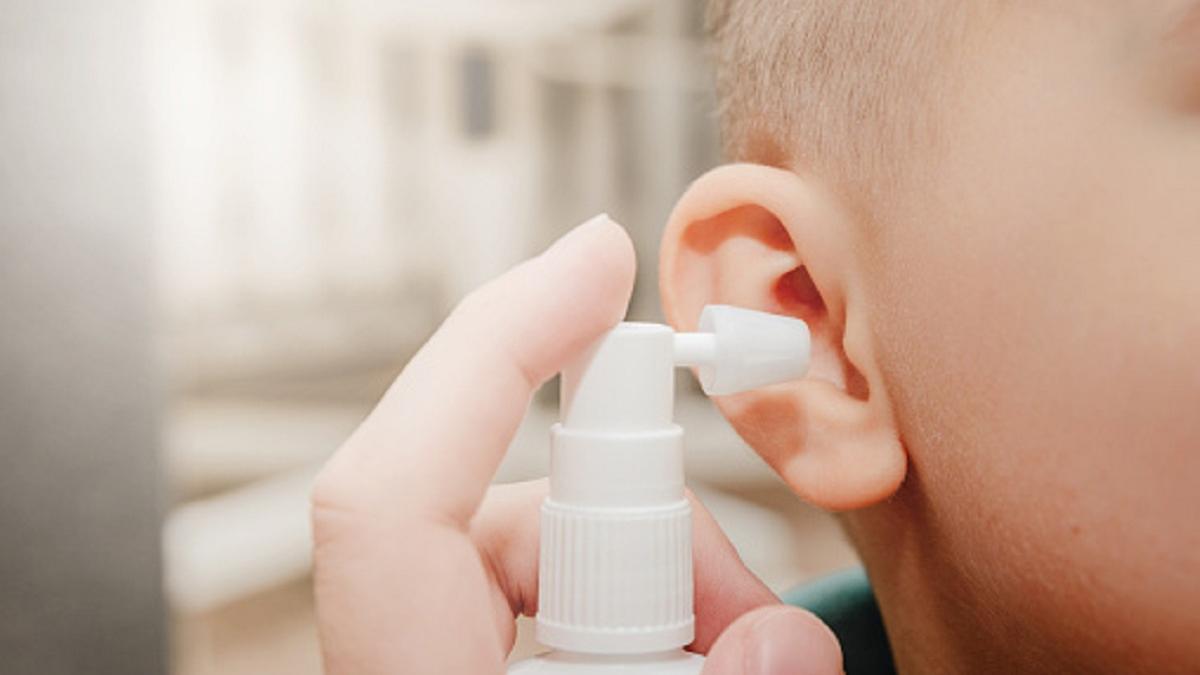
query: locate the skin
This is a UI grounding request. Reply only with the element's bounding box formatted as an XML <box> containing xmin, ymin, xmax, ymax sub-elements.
<box><xmin>659</xmin><ymin>2</ymin><xmax>1200</xmax><ymax>673</ymax></box>
<box><xmin>310</xmin><ymin>217</ymin><xmax>843</xmax><ymax>674</ymax></box>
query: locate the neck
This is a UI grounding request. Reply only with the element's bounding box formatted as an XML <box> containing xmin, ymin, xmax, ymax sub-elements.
<box><xmin>842</xmin><ymin>487</ymin><xmax>1080</xmax><ymax>674</ymax></box>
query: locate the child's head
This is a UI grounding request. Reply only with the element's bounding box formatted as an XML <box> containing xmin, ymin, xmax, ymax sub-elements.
<box><xmin>659</xmin><ymin>1</ymin><xmax>1200</xmax><ymax>671</ymax></box>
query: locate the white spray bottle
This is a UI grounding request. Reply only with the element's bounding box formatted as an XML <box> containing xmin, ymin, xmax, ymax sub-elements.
<box><xmin>508</xmin><ymin>305</ymin><xmax>811</xmax><ymax>674</ymax></box>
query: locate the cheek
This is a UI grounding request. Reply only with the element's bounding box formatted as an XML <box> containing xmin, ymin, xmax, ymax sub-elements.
<box><xmin>858</xmin><ymin>7</ymin><xmax>1200</xmax><ymax>660</ymax></box>
<box><xmin>869</xmin><ymin>114</ymin><xmax>1200</xmax><ymax>666</ymax></box>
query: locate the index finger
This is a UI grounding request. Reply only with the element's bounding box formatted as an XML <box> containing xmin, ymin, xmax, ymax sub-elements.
<box><xmin>322</xmin><ymin>214</ymin><xmax>635</xmax><ymax>526</ymax></box>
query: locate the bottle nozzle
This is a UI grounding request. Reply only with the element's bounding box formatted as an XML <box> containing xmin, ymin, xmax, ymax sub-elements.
<box><xmin>673</xmin><ymin>305</ymin><xmax>811</xmax><ymax>396</ymax></box>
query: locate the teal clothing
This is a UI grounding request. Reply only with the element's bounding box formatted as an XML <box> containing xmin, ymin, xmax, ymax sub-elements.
<box><xmin>782</xmin><ymin>568</ymin><xmax>895</xmax><ymax>675</ymax></box>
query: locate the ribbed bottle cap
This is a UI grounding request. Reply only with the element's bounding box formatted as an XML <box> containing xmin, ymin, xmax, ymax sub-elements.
<box><xmin>535</xmin><ymin>488</ymin><xmax>694</xmax><ymax>654</ymax></box>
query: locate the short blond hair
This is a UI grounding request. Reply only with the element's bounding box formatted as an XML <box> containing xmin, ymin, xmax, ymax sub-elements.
<box><xmin>707</xmin><ymin>0</ymin><xmax>987</xmax><ymax>198</ymax></box>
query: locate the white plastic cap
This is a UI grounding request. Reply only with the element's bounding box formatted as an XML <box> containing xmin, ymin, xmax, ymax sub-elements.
<box><xmin>535</xmin><ymin>306</ymin><xmax>810</xmax><ymax>655</ymax></box>
<box><xmin>676</xmin><ymin>305</ymin><xmax>811</xmax><ymax>396</ymax></box>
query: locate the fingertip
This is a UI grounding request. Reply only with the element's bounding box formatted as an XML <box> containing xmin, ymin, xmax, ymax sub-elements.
<box><xmin>591</xmin><ymin>215</ymin><xmax>637</xmax><ymax>310</ymax></box>
<box><xmin>531</xmin><ymin>213</ymin><xmax>636</xmax><ymax>347</ymax></box>
<box><xmin>544</xmin><ymin>213</ymin><xmax>637</xmax><ymax>315</ymax></box>
<box><xmin>751</xmin><ymin>607</ymin><xmax>843</xmax><ymax>675</ymax></box>
<box><xmin>702</xmin><ymin>606</ymin><xmax>843</xmax><ymax>675</ymax></box>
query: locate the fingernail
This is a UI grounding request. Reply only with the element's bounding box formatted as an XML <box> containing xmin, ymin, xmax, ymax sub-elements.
<box><xmin>750</xmin><ymin>609</ymin><xmax>843</xmax><ymax>675</ymax></box>
<box><xmin>543</xmin><ymin>213</ymin><xmax>617</xmax><ymax>256</ymax></box>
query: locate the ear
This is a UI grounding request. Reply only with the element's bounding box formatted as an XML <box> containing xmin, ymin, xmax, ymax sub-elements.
<box><xmin>659</xmin><ymin>164</ymin><xmax>906</xmax><ymax>510</ymax></box>
<box><xmin>1161</xmin><ymin>2</ymin><xmax>1200</xmax><ymax>112</ymax></box>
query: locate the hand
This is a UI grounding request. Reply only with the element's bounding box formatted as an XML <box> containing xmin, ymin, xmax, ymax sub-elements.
<box><xmin>310</xmin><ymin>215</ymin><xmax>844</xmax><ymax>674</ymax></box>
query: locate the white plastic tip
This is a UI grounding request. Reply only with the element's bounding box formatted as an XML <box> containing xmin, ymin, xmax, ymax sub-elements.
<box><xmin>674</xmin><ymin>305</ymin><xmax>811</xmax><ymax>396</ymax></box>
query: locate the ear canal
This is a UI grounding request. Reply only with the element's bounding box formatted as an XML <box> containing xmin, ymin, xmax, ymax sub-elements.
<box><xmin>775</xmin><ymin>265</ymin><xmax>826</xmax><ymax>317</ymax></box>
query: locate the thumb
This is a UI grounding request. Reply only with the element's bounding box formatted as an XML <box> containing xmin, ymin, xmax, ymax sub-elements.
<box><xmin>701</xmin><ymin>605</ymin><xmax>843</xmax><ymax>675</ymax></box>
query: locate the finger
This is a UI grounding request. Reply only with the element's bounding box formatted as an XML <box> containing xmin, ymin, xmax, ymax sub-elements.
<box><xmin>317</xmin><ymin>214</ymin><xmax>635</xmax><ymax>526</ymax></box>
<box><xmin>469</xmin><ymin>480</ymin><xmax>547</xmax><ymax>651</ymax></box>
<box><xmin>688</xmin><ymin>491</ymin><xmax>780</xmax><ymax>652</ymax></box>
<box><xmin>469</xmin><ymin>483</ymin><xmax>781</xmax><ymax>654</ymax></box>
<box><xmin>701</xmin><ymin>605</ymin><xmax>843</xmax><ymax>675</ymax></box>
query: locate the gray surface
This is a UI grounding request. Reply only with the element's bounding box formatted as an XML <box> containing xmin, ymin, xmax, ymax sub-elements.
<box><xmin>0</xmin><ymin>1</ymin><xmax>166</xmax><ymax>673</ymax></box>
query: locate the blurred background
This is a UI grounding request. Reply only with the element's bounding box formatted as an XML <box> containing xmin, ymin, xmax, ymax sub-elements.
<box><xmin>0</xmin><ymin>1</ymin><xmax>857</xmax><ymax>673</ymax></box>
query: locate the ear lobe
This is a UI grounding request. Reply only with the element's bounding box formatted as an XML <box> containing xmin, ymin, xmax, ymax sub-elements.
<box><xmin>659</xmin><ymin>164</ymin><xmax>907</xmax><ymax>510</ymax></box>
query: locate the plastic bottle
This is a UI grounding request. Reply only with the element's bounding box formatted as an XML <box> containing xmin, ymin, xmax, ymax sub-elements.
<box><xmin>508</xmin><ymin>305</ymin><xmax>810</xmax><ymax>674</ymax></box>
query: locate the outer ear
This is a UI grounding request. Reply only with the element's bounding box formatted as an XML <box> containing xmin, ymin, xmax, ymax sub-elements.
<box><xmin>1161</xmin><ymin>2</ymin><xmax>1200</xmax><ymax>112</ymax></box>
<box><xmin>659</xmin><ymin>164</ymin><xmax>906</xmax><ymax>510</ymax></box>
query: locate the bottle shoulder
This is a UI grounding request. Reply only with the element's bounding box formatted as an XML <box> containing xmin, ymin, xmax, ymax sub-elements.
<box><xmin>508</xmin><ymin>650</ymin><xmax>704</xmax><ymax>674</ymax></box>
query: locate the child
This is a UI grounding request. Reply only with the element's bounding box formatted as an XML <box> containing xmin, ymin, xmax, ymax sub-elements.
<box><xmin>657</xmin><ymin>1</ymin><xmax>1199</xmax><ymax>671</ymax></box>
<box><xmin>311</xmin><ymin>2</ymin><xmax>1200</xmax><ymax>673</ymax></box>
